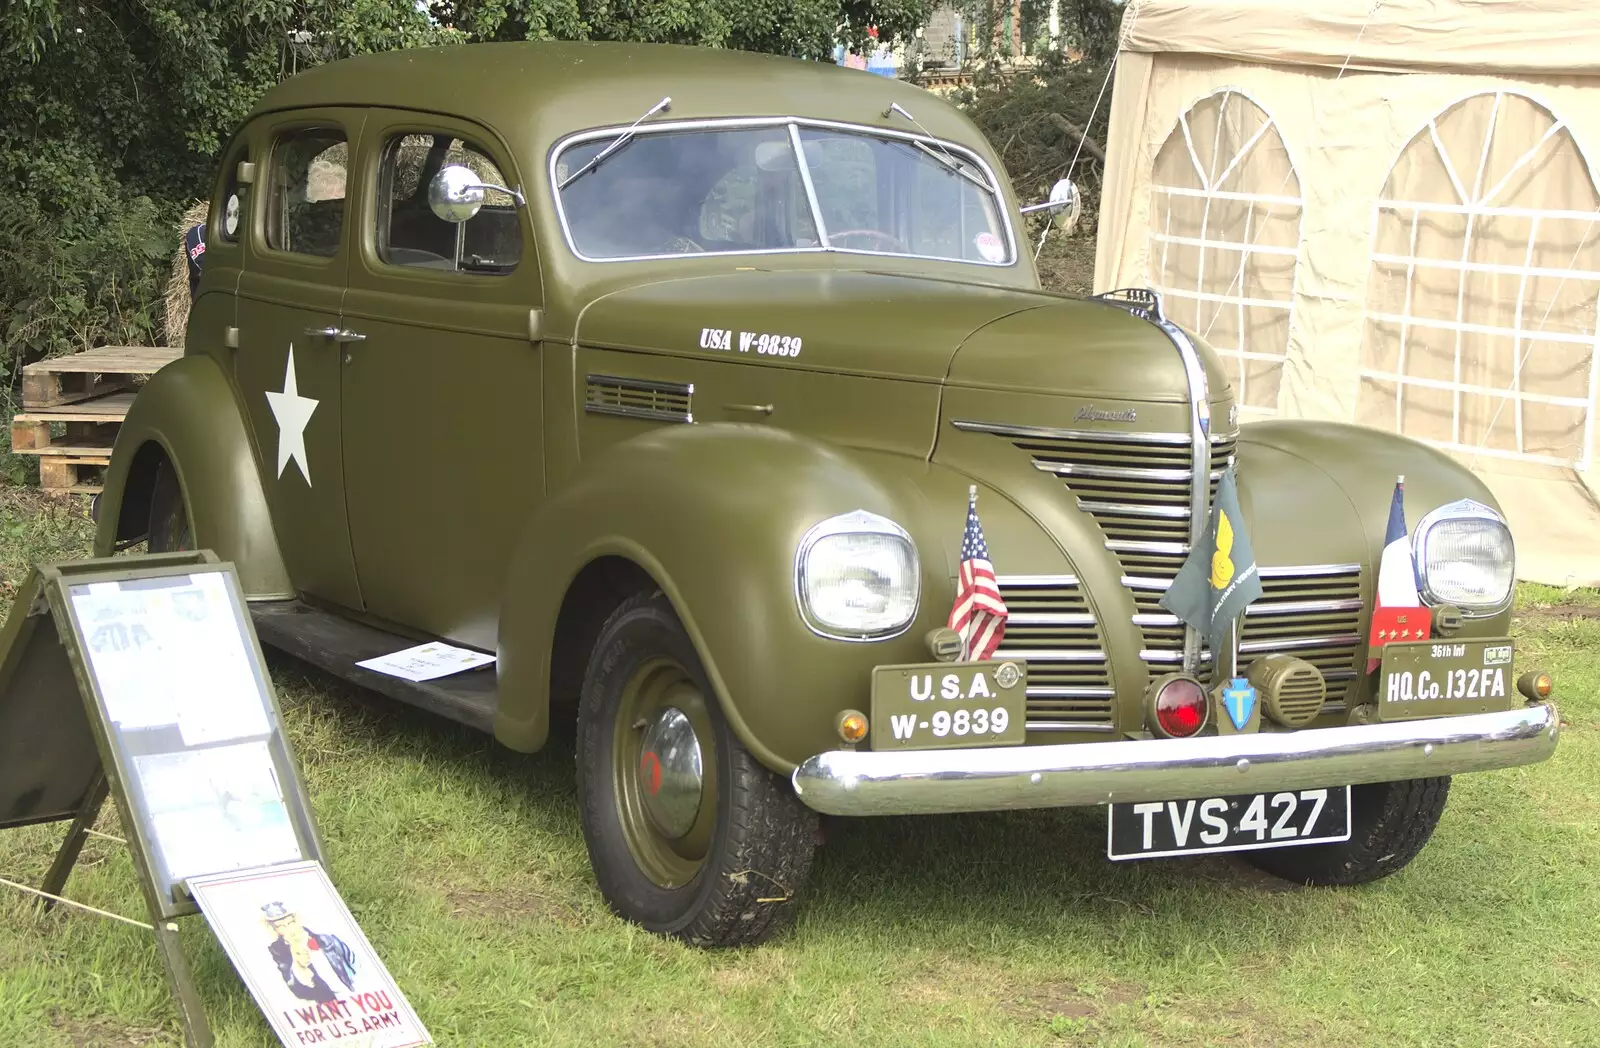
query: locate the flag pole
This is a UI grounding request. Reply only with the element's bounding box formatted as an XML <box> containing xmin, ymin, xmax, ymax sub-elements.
<box><xmin>968</xmin><ymin>484</ymin><xmax>978</xmax><ymax>504</ymax></box>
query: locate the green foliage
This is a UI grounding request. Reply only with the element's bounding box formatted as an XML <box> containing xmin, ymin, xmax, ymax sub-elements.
<box><xmin>957</xmin><ymin>51</ymin><xmax>1112</xmax><ymax>223</ymax></box>
<box><xmin>0</xmin><ymin>0</ymin><xmax>933</xmax><ymax>429</ymax></box>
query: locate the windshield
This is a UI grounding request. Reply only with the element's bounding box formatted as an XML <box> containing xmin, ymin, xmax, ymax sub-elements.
<box><xmin>553</xmin><ymin>122</ymin><xmax>1012</xmax><ymax>265</ymax></box>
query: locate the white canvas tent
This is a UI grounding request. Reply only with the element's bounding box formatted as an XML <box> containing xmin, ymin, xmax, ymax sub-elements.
<box><xmin>1095</xmin><ymin>0</ymin><xmax>1600</xmax><ymax>586</ymax></box>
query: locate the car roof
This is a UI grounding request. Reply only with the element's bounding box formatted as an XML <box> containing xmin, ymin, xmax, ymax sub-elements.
<box><xmin>249</xmin><ymin>41</ymin><xmax>984</xmax><ymax>148</ymax></box>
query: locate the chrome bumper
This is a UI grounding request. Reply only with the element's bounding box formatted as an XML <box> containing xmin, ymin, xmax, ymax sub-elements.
<box><xmin>790</xmin><ymin>704</ymin><xmax>1559</xmax><ymax>817</ymax></box>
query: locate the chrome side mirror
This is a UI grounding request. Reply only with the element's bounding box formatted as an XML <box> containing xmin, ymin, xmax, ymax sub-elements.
<box><xmin>1021</xmin><ymin>178</ymin><xmax>1083</xmax><ymax>233</ymax></box>
<box><xmin>427</xmin><ymin>165</ymin><xmax>525</xmax><ymax>224</ymax></box>
<box><xmin>429</xmin><ymin>165</ymin><xmax>486</xmax><ymax>223</ymax></box>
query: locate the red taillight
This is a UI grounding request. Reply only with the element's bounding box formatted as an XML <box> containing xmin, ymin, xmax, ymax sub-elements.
<box><xmin>1153</xmin><ymin>676</ymin><xmax>1209</xmax><ymax>738</ymax></box>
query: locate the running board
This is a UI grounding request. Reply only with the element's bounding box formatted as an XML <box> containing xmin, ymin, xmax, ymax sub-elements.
<box><xmin>249</xmin><ymin>600</ymin><xmax>497</xmax><ymax>733</ymax></box>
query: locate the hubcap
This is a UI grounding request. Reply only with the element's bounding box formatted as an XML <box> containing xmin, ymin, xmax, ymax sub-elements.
<box><xmin>611</xmin><ymin>657</ymin><xmax>720</xmax><ymax>889</ymax></box>
<box><xmin>636</xmin><ymin>707</ymin><xmax>704</xmax><ymax>839</ymax></box>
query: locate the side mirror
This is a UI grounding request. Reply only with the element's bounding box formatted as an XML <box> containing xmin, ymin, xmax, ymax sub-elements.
<box><xmin>1021</xmin><ymin>178</ymin><xmax>1083</xmax><ymax>234</ymax></box>
<box><xmin>428</xmin><ymin>165</ymin><xmax>487</xmax><ymax>223</ymax></box>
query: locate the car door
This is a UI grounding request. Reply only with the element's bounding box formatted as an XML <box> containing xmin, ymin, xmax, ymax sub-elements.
<box><xmin>234</xmin><ymin>111</ymin><xmax>367</xmax><ymax>612</ymax></box>
<box><xmin>339</xmin><ymin>112</ymin><xmax>543</xmax><ymax>648</ymax></box>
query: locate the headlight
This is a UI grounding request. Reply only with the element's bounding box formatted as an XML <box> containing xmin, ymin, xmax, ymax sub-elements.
<box><xmin>1412</xmin><ymin>499</ymin><xmax>1514</xmax><ymax>614</ymax></box>
<box><xmin>795</xmin><ymin>510</ymin><xmax>919</xmax><ymax>639</ymax></box>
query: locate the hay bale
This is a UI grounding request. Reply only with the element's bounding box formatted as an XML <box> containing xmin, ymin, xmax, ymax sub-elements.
<box><xmin>165</xmin><ymin>200</ymin><xmax>210</xmax><ymax>347</ymax></box>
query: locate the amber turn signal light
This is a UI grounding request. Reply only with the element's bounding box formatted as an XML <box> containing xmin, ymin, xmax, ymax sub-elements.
<box><xmin>836</xmin><ymin>709</ymin><xmax>869</xmax><ymax>744</ymax></box>
<box><xmin>1517</xmin><ymin>671</ymin><xmax>1553</xmax><ymax>701</ymax></box>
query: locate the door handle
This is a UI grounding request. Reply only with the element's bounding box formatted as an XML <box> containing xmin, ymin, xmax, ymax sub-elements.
<box><xmin>303</xmin><ymin>326</ymin><xmax>367</xmax><ymax>344</ymax></box>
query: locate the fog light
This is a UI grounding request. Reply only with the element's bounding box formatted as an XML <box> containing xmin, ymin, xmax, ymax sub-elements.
<box><xmin>836</xmin><ymin>709</ymin><xmax>869</xmax><ymax>744</ymax></box>
<box><xmin>1147</xmin><ymin>674</ymin><xmax>1208</xmax><ymax>738</ymax></box>
<box><xmin>1517</xmin><ymin>671</ymin><xmax>1553</xmax><ymax>701</ymax></box>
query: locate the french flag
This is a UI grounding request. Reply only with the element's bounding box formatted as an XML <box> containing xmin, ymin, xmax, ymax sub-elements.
<box><xmin>1367</xmin><ymin>476</ymin><xmax>1432</xmax><ymax>671</ymax></box>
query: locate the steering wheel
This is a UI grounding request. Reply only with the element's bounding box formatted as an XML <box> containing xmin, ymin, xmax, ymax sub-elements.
<box><xmin>828</xmin><ymin>228</ymin><xmax>909</xmax><ymax>252</ymax></box>
<box><xmin>662</xmin><ymin>235</ymin><xmax>705</xmax><ymax>254</ymax></box>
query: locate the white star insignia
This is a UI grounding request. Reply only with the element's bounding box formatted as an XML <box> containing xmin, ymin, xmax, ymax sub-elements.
<box><xmin>265</xmin><ymin>345</ymin><xmax>319</xmax><ymax>485</ymax></box>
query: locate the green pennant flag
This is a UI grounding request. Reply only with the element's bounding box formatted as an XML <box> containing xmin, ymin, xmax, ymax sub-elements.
<box><xmin>1161</xmin><ymin>464</ymin><xmax>1263</xmax><ymax>656</ymax></box>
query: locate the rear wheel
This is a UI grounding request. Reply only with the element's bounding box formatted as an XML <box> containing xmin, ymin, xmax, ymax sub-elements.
<box><xmin>576</xmin><ymin>592</ymin><xmax>817</xmax><ymax>947</ymax></box>
<box><xmin>147</xmin><ymin>459</ymin><xmax>192</xmax><ymax>552</ymax></box>
<box><xmin>1245</xmin><ymin>777</ymin><xmax>1451</xmax><ymax>886</ymax></box>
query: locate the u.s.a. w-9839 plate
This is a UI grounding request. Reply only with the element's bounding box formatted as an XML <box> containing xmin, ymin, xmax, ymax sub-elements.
<box><xmin>869</xmin><ymin>660</ymin><xmax>1028</xmax><ymax>750</ymax></box>
<box><xmin>1377</xmin><ymin>637</ymin><xmax>1514</xmax><ymax>721</ymax></box>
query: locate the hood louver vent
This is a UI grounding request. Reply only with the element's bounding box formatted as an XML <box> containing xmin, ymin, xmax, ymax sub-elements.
<box><xmin>585</xmin><ymin>374</ymin><xmax>694</xmax><ymax>424</ymax></box>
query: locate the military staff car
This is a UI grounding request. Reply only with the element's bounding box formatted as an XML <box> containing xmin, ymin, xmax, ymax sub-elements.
<box><xmin>97</xmin><ymin>42</ymin><xmax>1559</xmax><ymax>947</ymax></box>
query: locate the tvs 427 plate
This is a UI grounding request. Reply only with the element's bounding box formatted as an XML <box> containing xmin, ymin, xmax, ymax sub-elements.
<box><xmin>1107</xmin><ymin>787</ymin><xmax>1352</xmax><ymax>860</ymax></box>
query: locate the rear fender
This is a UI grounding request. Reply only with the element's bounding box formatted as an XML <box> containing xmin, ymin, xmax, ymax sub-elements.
<box><xmin>494</xmin><ymin>424</ymin><xmax>954</xmax><ymax>771</ymax></box>
<box><xmin>95</xmin><ymin>354</ymin><xmax>292</xmax><ymax>600</ymax></box>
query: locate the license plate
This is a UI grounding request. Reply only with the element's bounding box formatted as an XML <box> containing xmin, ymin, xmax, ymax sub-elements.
<box><xmin>1107</xmin><ymin>787</ymin><xmax>1352</xmax><ymax>860</ymax></box>
<box><xmin>1378</xmin><ymin>637</ymin><xmax>1515</xmax><ymax>721</ymax></box>
<box><xmin>869</xmin><ymin>659</ymin><xmax>1027</xmax><ymax>750</ymax></box>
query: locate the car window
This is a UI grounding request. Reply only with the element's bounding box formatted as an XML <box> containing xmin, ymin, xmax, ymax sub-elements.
<box><xmin>557</xmin><ymin>127</ymin><xmax>818</xmax><ymax>259</ymax></box>
<box><xmin>554</xmin><ymin>122</ymin><xmax>1010</xmax><ymax>265</ymax></box>
<box><xmin>797</xmin><ymin>128</ymin><xmax>1010</xmax><ymax>263</ymax></box>
<box><xmin>267</xmin><ymin>128</ymin><xmax>347</xmax><ymax>258</ymax></box>
<box><xmin>378</xmin><ymin>133</ymin><xmax>522</xmax><ymax>274</ymax></box>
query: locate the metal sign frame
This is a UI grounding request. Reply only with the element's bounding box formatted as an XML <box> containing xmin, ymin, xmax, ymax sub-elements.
<box><xmin>0</xmin><ymin>551</ymin><xmax>325</xmax><ymax>1048</ymax></box>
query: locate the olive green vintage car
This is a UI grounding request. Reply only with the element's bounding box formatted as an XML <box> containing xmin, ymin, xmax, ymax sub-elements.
<box><xmin>95</xmin><ymin>42</ymin><xmax>1558</xmax><ymax>946</ymax></box>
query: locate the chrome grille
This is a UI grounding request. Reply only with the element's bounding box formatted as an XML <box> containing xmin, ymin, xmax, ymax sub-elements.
<box><xmin>1242</xmin><ymin>565</ymin><xmax>1364</xmax><ymax>710</ymax></box>
<box><xmin>963</xmin><ymin>421</ymin><xmax>1235</xmax><ymax>672</ymax></box>
<box><xmin>994</xmin><ymin>575</ymin><xmax>1115</xmax><ymax>733</ymax></box>
<box><xmin>956</xmin><ymin>420</ymin><xmax>1364</xmax><ymax>700</ymax></box>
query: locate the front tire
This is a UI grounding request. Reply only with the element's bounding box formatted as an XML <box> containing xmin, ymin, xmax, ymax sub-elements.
<box><xmin>576</xmin><ymin>592</ymin><xmax>817</xmax><ymax>947</ymax></box>
<box><xmin>1245</xmin><ymin>776</ymin><xmax>1451</xmax><ymax>886</ymax></box>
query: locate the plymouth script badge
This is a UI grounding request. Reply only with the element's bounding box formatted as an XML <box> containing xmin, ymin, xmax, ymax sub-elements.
<box><xmin>1075</xmin><ymin>404</ymin><xmax>1137</xmax><ymax>423</ymax></box>
<box><xmin>869</xmin><ymin>660</ymin><xmax>1028</xmax><ymax>751</ymax></box>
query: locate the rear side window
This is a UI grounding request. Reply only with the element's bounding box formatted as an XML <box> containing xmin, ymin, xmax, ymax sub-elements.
<box><xmin>378</xmin><ymin>133</ymin><xmax>522</xmax><ymax>274</ymax></box>
<box><xmin>267</xmin><ymin>128</ymin><xmax>348</xmax><ymax>257</ymax></box>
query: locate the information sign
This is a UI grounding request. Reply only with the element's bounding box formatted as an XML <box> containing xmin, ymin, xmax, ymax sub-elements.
<box><xmin>59</xmin><ymin>564</ymin><xmax>318</xmax><ymax>899</ymax></box>
<box><xmin>0</xmin><ymin>552</ymin><xmax>324</xmax><ymax>1048</ymax></box>
<box><xmin>190</xmin><ymin>861</ymin><xmax>431</xmax><ymax>1047</ymax></box>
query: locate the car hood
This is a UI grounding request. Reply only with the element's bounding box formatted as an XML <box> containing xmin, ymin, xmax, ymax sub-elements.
<box><xmin>573</xmin><ymin>270</ymin><xmax>1041</xmax><ymax>383</ymax></box>
<box><xmin>574</xmin><ymin>270</ymin><xmax>1231</xmax><ymax>400</ymax></box>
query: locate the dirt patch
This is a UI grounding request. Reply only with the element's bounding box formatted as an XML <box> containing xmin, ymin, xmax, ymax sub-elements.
<box><xmin>1003</xmin><ymin>979</ymin><xmax>1139</xmax><ymax>1022</ymax></box>
<box><xmin>441</xmin><ymin>884</ymin><xmax>582</xmax><ymax>927</ymax></box>
<box><xmin>51</xmin><ymin>1014</ymin><xmax>166</xmax><ymax>1048</ymax></box>
<box><xmin>1513</xmin><ymin>605</ymin><xmax>1600</xmax><ymax>627</ymax></box>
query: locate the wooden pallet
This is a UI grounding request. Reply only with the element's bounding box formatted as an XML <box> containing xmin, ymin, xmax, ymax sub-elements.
<box><xmin>11</xmin><ymin>345</ymin><xmax>177</xmax><ymax>494</ymax></box>
<box><xmin>20</xmin><ymin>346</ymin><xmax>179</xmax><ymax>409</ymax></box>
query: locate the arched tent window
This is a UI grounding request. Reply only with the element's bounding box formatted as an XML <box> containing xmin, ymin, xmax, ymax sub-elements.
<box><xmin>1359</xmin><ymin>91</ymin><xmax>1600</xmax><ymax>468</ymax></box>
<box><xmin>1147</xmin><ymin>90</ymin><xmax>1303</xmax><ymax>418</ymax></box>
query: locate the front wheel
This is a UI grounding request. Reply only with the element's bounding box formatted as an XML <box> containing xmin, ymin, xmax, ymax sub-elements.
<box><xmin>576</xmin><ymin>592</ymin><xmax>818</xmax><ymax>947</ymax></box>
<box><xmin>1245</xmin><ymin>776</ymin><xmax>1451</xmax><ymax>886</ymax></box>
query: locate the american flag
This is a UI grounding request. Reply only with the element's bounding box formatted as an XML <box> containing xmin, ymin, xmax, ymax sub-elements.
<box><xmin>948</xmin><ymin>489</ymin><xmax>1008</xmax><ymax>661</ymax></box>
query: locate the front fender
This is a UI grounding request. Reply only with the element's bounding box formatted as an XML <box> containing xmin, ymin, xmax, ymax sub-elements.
<box><xmin>494</xmin><ymin>424</ymin><xmax>954</xmax><ymax>771</ymax></box>
<box><xmin>1239</xmin><ymin>420</ymin><xmax>1511</xmax><ymax>635</ymax></box>
<box><xmin>94</xmin><ymin>353</ymin><xmax>292</xmax><ymax>600</ymax></box>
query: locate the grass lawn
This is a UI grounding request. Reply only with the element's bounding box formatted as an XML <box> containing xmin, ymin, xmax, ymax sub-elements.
<box><xmin>0</xmin><ymin>485</ymin><xmax>1595</xmax><ymax>1047</ymax></box>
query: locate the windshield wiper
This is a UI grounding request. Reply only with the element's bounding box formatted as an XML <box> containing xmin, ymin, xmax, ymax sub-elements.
<box><xmin>557</xmin><ymin>96</ymin><xmax>672</xmax><ymax>191</ymax></box>
<box><xmin>883</xmin><ymin>101</ymin><xmax>996</xmax><ymax>194</ymax></box>
<box><xmin>910</xmin><ymin>139</ymin><xmax>995</xmax><ymax>193</ymax></box>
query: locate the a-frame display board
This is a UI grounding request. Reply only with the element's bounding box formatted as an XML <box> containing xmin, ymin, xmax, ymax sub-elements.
<box><xmin>0</xmin><ymin>552</ymin><xmax>324</xmax><ymax>1047</ymax></box>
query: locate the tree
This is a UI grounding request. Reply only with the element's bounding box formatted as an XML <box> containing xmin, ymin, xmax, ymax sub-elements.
<box><xmin>0</xmin><ymin>0</ymin><xmax>932</xmax><ymax>404</ymax></box>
